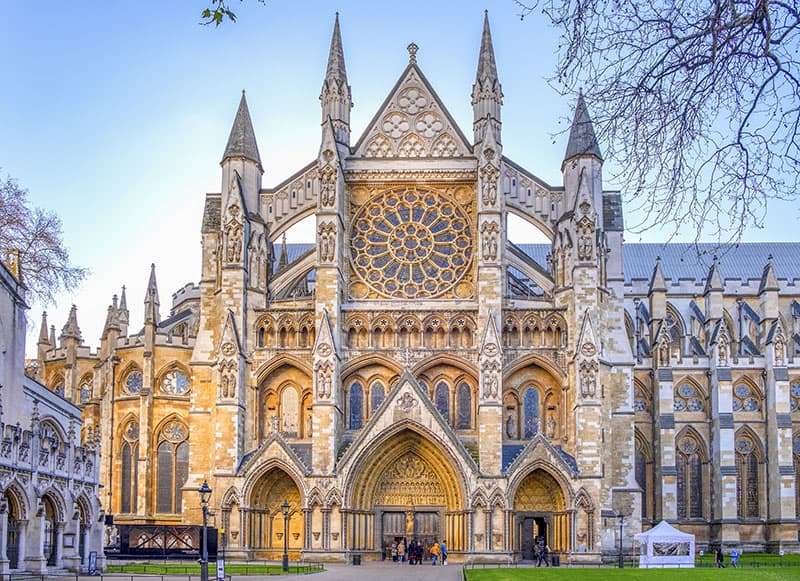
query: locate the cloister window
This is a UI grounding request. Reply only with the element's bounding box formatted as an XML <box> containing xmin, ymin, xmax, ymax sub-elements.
<box><xmin>522</xmin><ymin>386</ymin><xmax>540</xmax><ymax>438</ymax></box>
<box><xmin>124</xmin><ymin>370</ymin><xmax>143</xmax><ymax>394</ymax></box>
<box><xmin>674</xmin><ymin>383</ymin><xmax>704</xmax><ymax>413</ymax></box>
<box><xmin>456</xmin><ymin>382</ymin><xmax>471</xmax><ymax>429</ymax></box>
<box><xmin>370</xmin><ymin>381</ymin><xmax>385</xmax><ymax>412</ymax></box>
<box><xmin>156</xmin><ymin>420</ymin><xmax>189</xmax><ymax>513</ymax></box>
<box><xmin>349</xmin><ymin>382</ymin><xmax>363</xmax><ymax>430</ymax></box>
<box><xmin>120</xmin><ymin>420</ymin><xmax>139</xmax><ymax>513</ymax></box>
<box><xmin>676</xmin><ymin>435</ymin><xmax>703</xmax><ymax>519</ymax></box>
<box><xmin>160</xmin><ymin>369</ymin><xmax>190</xmax><ymax>395</ymax></box>
<box><xmin>733</xmin><ymin>383</ymin><xmax>760</xmax><ymax>412</ymax></box>
<box><xmin>735</xmin><ymin>435</ymin><xmax>760</xmax><ymax>519</ymax></box>
<box><xmin>435</xmin><ymin>381</ymin><xmax>450</xmax><ymax>420</ymax></box>
<box><xmin>790</xmin><ymin>381</ymin><xmax>800</xmax><ymax>413</ymax></box>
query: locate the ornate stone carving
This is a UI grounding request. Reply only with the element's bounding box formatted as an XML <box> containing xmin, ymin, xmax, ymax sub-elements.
<box><xmin>480</xmin><ymin>163</ymin><xmax>498</xmax><ymax>206</ymax></box>
<box><xmin>480</xmin><ymin>220</ymin><xmax>499</xmax><ymax>261</ymax></box>
<box><xmin>319</xmin><ymin>164</ymin><xmax>336</xmax><ymax>208</ymax></box>
<box><xmin>344</xmin><ymin>169</ymin><xmax>477</xmax><ymax>181</ymax></box>
<box><xmin>318</xmin><ymin>222</ymin><xmax>337</xmax><ymax>263</ymax></box>
<box><xmin>579</xmin><ymin>359</ymin><xmax>598</xmax><ymax>398</ymax></box>
<box><xmin>482</xmin><ymin>361</ymin><xmax>500</xmax><ymax>399</ymax></box>
<box><xmin>315</xmin><ymin>361</ymin><xmax>333</xmax><ymax>399</ymax></box>
<box><xmin>396</xmin><ymin>392</ymin><xmax>418</xmax><ymax>412</ymax></box>
<box><xmin>375</xmin><ymin>453</ymin><xmax>446</xmax><ymax>506</ymax></box>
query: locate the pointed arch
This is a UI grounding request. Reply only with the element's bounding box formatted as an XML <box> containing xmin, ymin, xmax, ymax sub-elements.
<box><xmin>154</xmin><ymin>414</ymin><xmax>189</xmax><ymax>514</ymax></box>
<box><xmin>731</xmin><ymin>375</ymin><xmax>763</xmax><ymax>413</ymax></box>
<box><xmin>324</xmin><ymin>488</ymin><xmax>342</xmax><ymax>509</ymax></box>
<box><xmin>734</xmin><ymin>426</ymin><xmax>763</xmax><ymax>519</ymax></box>
<box><xmin>675</xmin><ymin>425</ymin><xmax>707</xmax><ymax>520</ymax></box>
<box><xmin>673</xmin><ymin>376</ymin><xmax>707</xmax><ymax>414</ymax></box>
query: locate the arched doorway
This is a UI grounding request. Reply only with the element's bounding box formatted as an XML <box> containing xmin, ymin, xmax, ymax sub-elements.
<box><xmin>4</xmin><ymin>490</ymin><xmax>21</xmax><ymax>569</ymax></box>
<box><xmin>347</xmin><ymin>428</ymin><xmax>467</xmax><ymax>559</ymax></box>
<box><xmin>41</xmin><ymin>495</ymin><xmax>59</xmax><ymax>567</ymax></box>
<box><xmin>246</xmin><ymin>468</ymin><xmax>303</xmax><ymax>559</ymax></box>
<box><xmin>513</xmin><ymin>469</ymin><xmax>570</xmax><ymax>560</ymax></box>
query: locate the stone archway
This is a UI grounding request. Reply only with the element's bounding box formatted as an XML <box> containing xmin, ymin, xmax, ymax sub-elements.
<box><xmin>246</xmin><ymin>467</ymin><xmax>303</xmax><ymax>559</ymax></box>
<box><xmin>513</xmin><ymin>468</ymin><xmax>570</xmax><ymax>559</ymax></box>
<box><xmin>346</xmin><ymin>428</ymin><xmax>467</xmax><ymax>558</ymax></box>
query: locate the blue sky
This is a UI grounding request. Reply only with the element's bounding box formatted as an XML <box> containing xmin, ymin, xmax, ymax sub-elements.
<box><xmin>1</xmin><ymin>1</ymin><xmax>796</xmax><ymax>355</ymax></box>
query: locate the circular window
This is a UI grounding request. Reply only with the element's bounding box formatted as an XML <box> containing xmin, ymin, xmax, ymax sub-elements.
<box><xmin>125</xmin><ymin>371</ymin><xmax>143</xmax><ymax>394</ymax></box>
<box><xmin>350</xmin><ymin>187</ymin><xmax>472</xmax><ymax>298</ymax></box>
<box><xmin>161</xmin><ymin>370</ymin><xmax>190</xmax><ymax>395</ymax></box>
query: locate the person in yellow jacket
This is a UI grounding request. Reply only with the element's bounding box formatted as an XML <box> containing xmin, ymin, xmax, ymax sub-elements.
<box><xmin>430</xmin><ymin>540</ymin><xmax>440</xmax><ymax>566</ymax></box>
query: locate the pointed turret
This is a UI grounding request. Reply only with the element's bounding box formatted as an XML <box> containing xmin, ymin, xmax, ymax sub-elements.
<box><xmin>38</xmin><ymin>311</ymin><xmax>50</xmax><ymax>345</ymax></box>
<box><xmin>759</xmin><ymin>254</ymin><xmax>779</xmax><ymax>294</ymax></box>
<box><xmin>472</xmin><ymin>11</ymin><xmax>502</xmax><ymax>144</ymax></box>
<box><xmin>118</xmin><ymin>285</ymin><xmax>129</xmax><ymax>327</ymax></box>
<box><xmin>704</xmin><ymin>255</ymin><xmax>724</xmax><ymax>321</ymax></box>
<box><xmin>277</xmin><ymin>233</ymin><xmax>289</xmax><ymax>270</ymax></box>
<box><xmin>649</xmin><ymin>257</ymin><xmax>668</xmax><ymax>293</ymax></box>
<box><xmin>60</xmin><ymin>304</ymin><xmax>82</xmax><ymax>342</ymax></box>
<box><xmin>563</xmin><ymin>91</ymin><xmax>602</xmax><ymax>165</ymax></box>
<box><xmin>704</xmin><ymin>255</ymin><xmax>724</xmax><ymax>294</ymax></box>
<box><xmin>759</xmin><ymin>254</ymin><xmax>779</xmax><ymax>319</ymax></box>
<box><xmin>222</xmin><ymin>91</ymin><xmax>262</xmax><ymax>168</ymax></box>
<box><xmin>49</xmin><ymin>325</ymin><xmax>56</xmax><ymax>348</ymax></box>
<box><xmin>320</xmin><ymin>13</ymin><xmax>352</xmax><ymax>145</ymax></box>
<box><xmin>144</xmin><ymin>263</ymin><xmax>160</xmax><ymax>325</ymax></box>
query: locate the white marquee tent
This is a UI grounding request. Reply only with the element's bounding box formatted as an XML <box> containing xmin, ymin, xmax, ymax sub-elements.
<box><xmin>634</xmin><ymin>521</ymin><xmax>695</xmax><ymax>568</ymax></box>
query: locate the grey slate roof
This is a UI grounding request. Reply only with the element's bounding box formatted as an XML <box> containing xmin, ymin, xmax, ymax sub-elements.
<box><xmin>271</xmin><ymin>242</ymin><xmax>800</xmax><ymax>285</ymax></box>
<box><xmin>222</xmin><ymin>92</ymin><xmax>262</xmax><ymax>166</ymax></box>
<box><xmin>563</xmin><ymin>92</ymin><xmax>602</xmax><ymax>162</ymax></box>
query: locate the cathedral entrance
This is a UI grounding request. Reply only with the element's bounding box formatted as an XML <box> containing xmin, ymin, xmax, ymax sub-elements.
<box><xmin>246</xmin><ymin>467</ymin><xmax>303</xmax><ymax>559</ymax></box>
<box><xmin>347</xmin><ymin>429</ymin><xmax>465</xmax><ymax>557</ymax></box>
<box><xmin>513</xmin><ymin>469</ymin><xmax>569</xmax><ymax>556</ymax></box>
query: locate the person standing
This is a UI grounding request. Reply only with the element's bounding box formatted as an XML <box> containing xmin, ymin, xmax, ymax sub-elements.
<box><xmin>440</xmin><ymin>539</ymin><xmax>448</xmax><ymax>566</ymax></box>
<box><xmin>731</xmin><ymin>548</ymin><xmax>739</xmax><ymax>568</ymax></box>
<box><xmin>543</xmin><ymin>544</ymin><xmax>551</xmax><ymax>567</ymax></box>
<box><xmin>715</xmin><ymin>547</ymin><xmax>725</xmax><ymax>568</ymax></box>
<box><xmin>430</xmin><ymin>540</ymin><xmax>440</xmax><ymax>566</ymax></box>
<box><xmin>397</xmin><ymin>539</ymin><xmax>405</xmax><ymax>563</ymax></box>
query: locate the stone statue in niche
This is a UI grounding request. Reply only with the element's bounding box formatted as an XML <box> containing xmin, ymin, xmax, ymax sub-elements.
<box><xmin>227</xmin><ymin>226</ymin><xmax>243</xmax><ymax>262</ymax></box>
<box><xmin>320</xmin><ymin>163</ymin><xmax>336</xmax><ymax>207</ymax></box>
<box><xmin>579</xmin><ymin>359</ymin><xmax>597</xmax><ymax>398</ymax></box>
<box><xmin>481</xmin><ymin>164</ymin><xmax>498</xmax><ymax>205</ymax></box>
<box><xmin>506</xmin><ymin>413</ymin><xmax>516</xmax><ymax>438</ymax></box>
<box><xmin>481</xmin><ymin>221</ymin><xmax>499</xmax><ymax>261</ymax></box>
<box><xmin>774</xmin><ymin>335</ymin><xmax>785</xmax><ymax>365</ymax></box>
<box><xmin>547</xmin><ymin>415</ymin><xmax>556</xmax><ymax>439</ymax></box>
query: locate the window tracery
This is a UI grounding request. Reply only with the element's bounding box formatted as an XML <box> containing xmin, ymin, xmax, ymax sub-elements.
<box><xmin>349</xmin><ymin>187</ymin><xmax>473</xmax><ymax>299</ymax></box>
<box><xmin>370</xmin><ymin>381</ymin><xmax>385</xmax><ymax>412</ymax></box>
<box><xmin>456</xmin><ymin>382</ymin><xmax>472</xmax><ymax>429</ymax></box>
<box><xmin>435</xmin><ymin>381</ymin><xmax>450</xmax><ymax>421</ymax></box>
<box><xmin>633</xmin><ymin>383</ymin><xmax>650</xmax><ymax>413</ymax></box>
<box><xmin>156</xmin><ymin>419</ymin><xmax>189</xmax><ymax>514</ymax></box>
<box><xmin>523</xmin><ymin>387</ymin><xmax>540</xmax><ymax>439</ymax></box>
<box><xmin>120</xmin><ymin>418</ymin><xmax>139</xmax><ymax>513</ymax></box>
<box><xmin>674</xmin><ymin>383</ymin><xmax>704</xmax><ymax>413</ymax></box>
<box><xmin>80</xmin><ymin>381</ymin><xmax>91</xmax><ymax>404</ymax></box>
<box><xmin>348</xmin><ymin>382</ymin><xmax>363</xmax><ymax>430</ymax></box>
<box><xmin>124</xmin><ymin>370</ymin><xmax>143</xmax><ymax>394</ymax></box>
<box><xmin>676</xmin><ymin>435</ymin><xmax>703</xmax><ymax>519</ymax></box>
<box><xmin>160</xmin><ymin>369</ymin><xmax>190</xmax><ymax>395</ymax></box>
<box><xmin>735</xmin><ymin>434</ymin><xmax>760</xmax><ymax>519</ymax></box>
<box><xmin>732</xmin><ymin>382</ymin><xmax>761</xmax><ymax>412</ymax></box>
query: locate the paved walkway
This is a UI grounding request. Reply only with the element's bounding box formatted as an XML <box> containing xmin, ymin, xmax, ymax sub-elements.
<box><xmin>293</xmin><ymin>562</ymin><xmax>461</xmax><ymax>581</ymax></box>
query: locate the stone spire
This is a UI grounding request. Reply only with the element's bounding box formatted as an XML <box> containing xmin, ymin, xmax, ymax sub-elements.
<box><xmin>649</xmin><ymin>256</ymin><xmax>668</xmax><ymax>293</ymax></box>
<box><xmin>563</xmin><ymin>91</ymin><xmax>602</xmax><ymax>164</ymax></box>
<box><xmin>759</xmin><ymin>254</ymin><xmax>779</xmax><ymax>293</ymax></box>
<box><xmin>320</xmin><ymin>12</ymin><xmax>352</xmax><ymax>144</ymax></box>
<box><xmin>471</xmin><ymin>11</ymin><xmax>502</xmax><ymax>144</ymax></box>
<box><xmin>222</xmin><ymin>91</ymin><xmax>262</xmax><ymax>168</ymax></box>
<box><xmin>102</xmin><ymin>294</ymin><xmax>121</xmax><ymax>337</ymax></box>
<box><xmin>49</xmin><ymin>325</ymin><xmax>56</xmax><ymax>348</ymax></box>
<box><xmin>278</xmin><ymin>233</ymin><xmax>289</xmax><ymax>270</ymax></box>
<box><xmin>144</xmin><ymin>263</ymin><xmax>160</xmax><ymax>325</ymax></box>
<box><xmin>704</xmin><ymin>255</ymin><xmax>724</xmax><ymax>294</ymax></box>
<box><xmin>118</xmin><ymin>285</ymin><xmax>130</xmax><ymax>325</ymax></box>
<box><xmin>60</xmin><ymin>304</ymin><xmax>82</xmax><ymax>341</ymax></box>
<box><xmin>38</xmin><ymin>311</ymin><xmax>50</xmax><ymax>345</ymax></box>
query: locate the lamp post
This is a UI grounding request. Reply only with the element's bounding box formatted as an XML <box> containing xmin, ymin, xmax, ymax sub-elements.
<box><xmin>616</xmin><ymin>513</ymin><xmax>624</xmax><ymax>569</ymax></box>
<box><xmin>281</xmin><ymin>500</ymin><xmax>290</xmax><ymax>573</ymax></box>
<box><xmin>198</xmin><ymin>480</ymin><xmax>212</xmax><ymax>581</ymax></box>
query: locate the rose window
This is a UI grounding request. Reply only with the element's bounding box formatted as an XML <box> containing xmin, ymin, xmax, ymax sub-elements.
<box><xmin>350</xmin><ymin>188</ymin><xmax>472</xmax><ymax>299</ymax></box>
<box><xmin>161</xmin><ymin>370</ymin><xmax>190</xmax><ymax>395</ymax></box>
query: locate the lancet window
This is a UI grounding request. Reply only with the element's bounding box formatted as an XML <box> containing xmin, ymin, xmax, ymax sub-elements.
<box><xmin>348</xmin><ymin>382</ymin><xmax>364</xmax><ymax>430</ymax></box>
<box><xmin>456</xmin><ymin>382</ymin><xmax>472</xmax><ymax>429</ymax></box>
<box><xmin>370</xmin><ymin>381</ymin><xmax>385</xmax><ymax>412</ymax></box>
<box><xmin>120</xmin><ymin>419</ymin><xmax>139</xmax><ymax>514</ymax></box>
<box><xmin>435</xmin><ymin>381</ymin><xmax>450</xmax><ymax>421</ymax></box>
<box><xmin>80</xmin><ymin>379</ymin><xmax>91</xmax><ymax>404</ymax></box>
<box><xmin>635</xmin><ymin>437</ymin><xmax>651</xmax><ymax>520</ymax></box>
<box><xmin>156</xmin><ymin>419</ymin><xmax>189</xmax><ymax>514</ymax></box>
<box><xmin>676</xmin><ymin>434</ymin><xmax>703</xmax><ymax>519</ymax></box>
<box><xmin>522</xmin><ymin>386</ymin><xmax>540</xmax><ymax>439</ymax></box>
<box><xmin>735</xmin><ymin>434</ymin><xmax>761</xmax><ymax>519</ymax></box>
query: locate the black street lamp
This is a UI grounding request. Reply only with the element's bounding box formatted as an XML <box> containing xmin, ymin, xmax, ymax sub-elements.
<box><xmin>616</xmin><ymin>513</ymin><xmax>625</xmax><ymax>568</ymax></box>
<box><xmin>198</xmin><ymin>480</ymin><xmax>212</xmax><ymax>581</ymax></box>
<box><xmin>281</xmin><ymin>500</ymin><xmax>290</xmax><ymax>573</ymax></box>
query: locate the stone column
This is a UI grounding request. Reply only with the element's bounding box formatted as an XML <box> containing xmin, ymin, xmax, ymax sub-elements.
<box><xmin>654</xmin><ymin>368</ymin><xmax>676</xmax><ymax>520</ymax></box>
<box><xmin>710</xmin><ymin>365</ymin><xmax>738</xmax><ymax>543</ymax></box>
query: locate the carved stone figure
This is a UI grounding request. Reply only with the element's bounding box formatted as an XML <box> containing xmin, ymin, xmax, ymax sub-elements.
<box><xmin>481</xmin><ymin>164</ymin><xmax>498</xmax><ymax>205</ymax></box>
<box><xmin>579</xmin><ymin>359</ymin><xmax>598</xmax><ymax>398</ymax></box>
<box><xmin>319</xmin><ymin>164</ymin><xmax>336</xmax><ymax>207</ymax></box>
<box><xmin>547</xmin><ymin>415</ymin><xmax>556</xmax><ymax>439</ymax></box>
<box><xmin>506</xmin><ymin>413</ymin><xmax>516</xmax><ymax>438</ymax></box>
<box><xmin>227</xmin><ymin>226</ymin><xmax>243</xmax><ymax>262</ymax></box>
<box><xmin>481</xmin><ymin>220</ymin><xmax>499</xmax><ymax>261</ymax></box>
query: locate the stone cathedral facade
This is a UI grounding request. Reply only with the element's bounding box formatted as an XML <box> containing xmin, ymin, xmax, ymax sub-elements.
<box><xmin>33</xmin><ymin>14</ymin><xmax>800</xmax><ymax>562</ymax></box>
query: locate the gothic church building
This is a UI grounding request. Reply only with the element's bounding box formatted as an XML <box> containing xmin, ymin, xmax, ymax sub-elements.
<box><xmin>35</xmin><ymin>14</ymin><xmax>800</xmax><ymax>561</ymax></box>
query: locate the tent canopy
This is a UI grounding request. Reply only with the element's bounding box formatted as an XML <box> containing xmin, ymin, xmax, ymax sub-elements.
<box><xmin>634</xmin><ymin>520</ymin><xmax>694</xmax><ymax>544</ymax></box>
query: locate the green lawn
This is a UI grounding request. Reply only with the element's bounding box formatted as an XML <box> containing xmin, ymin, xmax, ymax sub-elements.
<box><xmin>106</xmin><ymin>563</ymin><xmax>323</xmax><ymax>575</ymax></box>
<box><xmin>465</xmin><ymin>568</ymin><xmax>800</xmax><ymax>580</ymax></box>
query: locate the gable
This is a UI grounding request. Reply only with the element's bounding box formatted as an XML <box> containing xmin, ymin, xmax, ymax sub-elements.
<box><xmin>353</xmin><ymin>64</ymin><xmax>472</xmax><ymax>159</ymax></box>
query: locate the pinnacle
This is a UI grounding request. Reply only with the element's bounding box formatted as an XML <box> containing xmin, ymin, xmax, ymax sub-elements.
<box><xmin>38</xmin><ymin>311</ymin><xmax>50</xmax><ymax>343</ymax></box>
<box><xmin>325</xmin><ymin>12</ymin><xmax>348</xmax><ymax>84</ymax></box>
<box><xmin>476</xmin><ymin>11</ymin><xmax>498</xmax><ymax>84</ymax></box>
<box><xmin>564</xmin><ymin>91</ymin><xmax>602</xmax><ymax>162</ymax></box>
<box><xmin>222</xmin><ymin>92</ymin><xmax>262</xmax><ymax>167</ymax></box>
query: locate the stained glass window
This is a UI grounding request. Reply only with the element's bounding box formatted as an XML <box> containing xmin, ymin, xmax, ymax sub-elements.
<box><xmin>674</xmin><ymin>383</ymin><xmax>704</xmax><ymax>413</ymax></box>
<box><xmin>349</xmin><ymin>188</ymin><xmax>473</xmax><ymax>299</ymax></box>
<box><xmin>125</xmin><ymin>371</ymin><xmax>143</xmax><ymax>394</ymax></box>
<box><xmin>80</xmin><ymin>382</ymin><xmax>91</xmax><ymax>404</ymax></box>
<box><xmin>349</xmin><ymin>382</ymin><xmax>363</xmax><ymax>430</ymax></box>
<box><xmin>456</xmin><ymin>382</ymin><xmax>471</xmax><ymax>429</ymax></box>
<box><xmin>523</xmin><ymin>387</ymin><xmax>540</xmax><ymax>439</ymax></box>
<box><xmin>732</xmin><ymin>383</ymin><xmax>760</xmax><ymax>412</ymax></box>
<box><xmin>54</xmin><ymin>381</ymin><xmax>64</xmax><ymax>396</ymax></box>
<box><xmin>120</xmin><ymin>442</ymin><xmax>138</xmax><ymax>513</ymax></box>
<box><xmin>676</xmin><ymin>436</ymin><xmax>703</xmax><ymax>519</ymax></box>
<box><xmin>635</xmin><ymin>442</ymin><xmax>649</xmax><ymax>519</ymax></box>
<box><xmin>790</xmin><ymin>382</ymin><xmax>800</xmax><ymax>413</ymax></box>
<box><xmin>735</xmin><ymin>435</ymin><xmax>760</xmax><ymax>518</ymax></box>
<box><xmin>161</xmin><ymin>370</ymin><xmax>190</xmax><ymax>395</ymax></box>
<box><xmin>435</xmin><ymin>382</ymin><xmax>450</xmax><ymax>421</ymax></box>
<box><xmin>634</xmin><ymin>385</ymin><xmax>650</xmax><ymax>413</ymax></box>
<box><xmin>370</xmin><ymin>382</ymin><xmax>385</xmax><ymax>412</ymax></box>
<box><xmin>156</xmin><ymin>420</ymin><xmax>188</xmax><ymax>514</ymax></box>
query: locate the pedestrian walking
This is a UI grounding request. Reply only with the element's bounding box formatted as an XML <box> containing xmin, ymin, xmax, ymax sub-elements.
<box><xmin>715</xmin><ymin>547</ymin><xmax>725</xmax><ymax>568</ymax></box>
<box><xmin>408</xmin><ymin>540</ymin><xmax>417</xmax><ymax>565</ymax></box>
<box><xmin>397</xmin><ymin>540</ymin><xmax>405</xmax><ymax>563</ymax></box>
<box><xmin>731</xmin><ymin>548</ymin><xmax>739</xmax><ymax>568</ymax></box>
<box><xmin>440</xmin><ymin>539</ymin><xmax>448</xmax><ymax>566</ymax></box>
<box><xmin>430</xmin><ymin>540</ymin><xmax>440</xmax><ymax>565</ymax></box>
<box><xmin>543</xmin><ymin>544</ymin><xmax>551</xmax><ymax>567</ymax></box>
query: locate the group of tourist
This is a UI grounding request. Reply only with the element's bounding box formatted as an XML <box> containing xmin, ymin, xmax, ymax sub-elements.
<box><xmin>715</xmin><ymin>547</ymin><xmax>740</xmax><ymax>568</ymax></box>
<box><xmin>388</xmin><ymin>539</ymin><xmax>448</xmax><ymax>565</ymax></box>
<box><xmin>534</xmin><ymin>537</ymin><xmax>551</xmax><ymax>567</ymax></box>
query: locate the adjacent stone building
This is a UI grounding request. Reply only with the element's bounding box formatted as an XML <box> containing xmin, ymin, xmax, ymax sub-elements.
<box><xmin>0</xmin><ymin>258</ymin><xmax>104</xmax><ymax>573</ymax></box>
<box><xmin>35</xmin><ymin>13</ymin><xmax>800</xmax><ymax>562</ymax></box>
